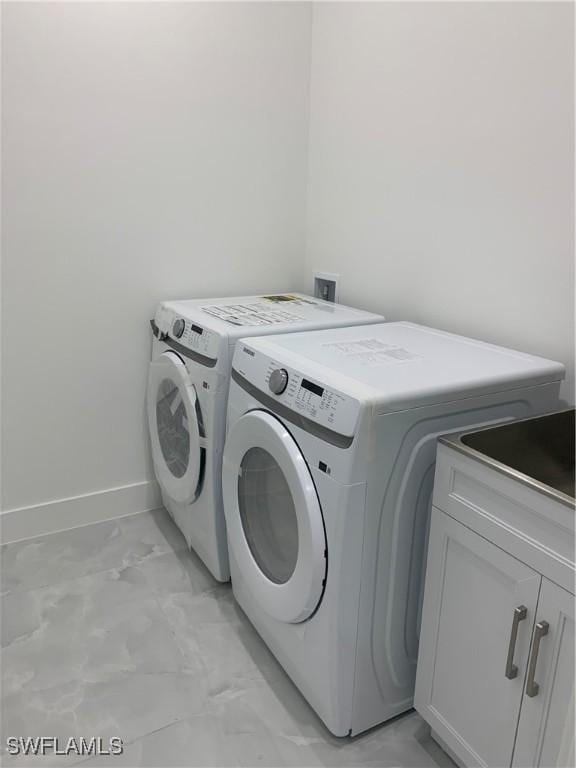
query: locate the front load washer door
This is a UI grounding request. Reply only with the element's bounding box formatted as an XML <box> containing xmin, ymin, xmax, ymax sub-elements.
<box><xmin>147</xmin><ymin>351</ymin><xmax>204</xmax><ymax>504</ymax></box>
<box><xmin>223</xmin><ymin>410</ymin><xmax>326</xmax><ymax>623</ymax></box>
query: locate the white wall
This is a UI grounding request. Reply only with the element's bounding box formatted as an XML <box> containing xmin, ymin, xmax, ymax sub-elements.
<box><xmin>306</xmin><ymin>2</ymin><xmax>574</xmax><ymax>402</ymax></box>
<box><xmin>3</xmin><ymin>1</ymin><xmax>574</xmax><ymax>541</ymax></box>
<box><xmin>1</xmin><ymin>2</ymin><xmax>311</xmax><ymax>536</ymax></box>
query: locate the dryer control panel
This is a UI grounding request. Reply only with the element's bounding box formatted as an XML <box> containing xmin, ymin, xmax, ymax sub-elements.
<box><xmin>234</xmin><ymin>346</ymin><xmax>360</xmax><ymax>437</ymax></box>
<box><xmin>154</xmin><ymin>305</ymin><xmax>221</xmax><ymax>360</ymax></box>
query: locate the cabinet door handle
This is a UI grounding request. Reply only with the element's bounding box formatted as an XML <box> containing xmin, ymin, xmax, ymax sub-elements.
<box><xmin>505</xmin><ymin>605</ymin><xmax>527</xmax><ymax>679</ymax></box>
<box><xmin>525</xmin><ymin>620</ymin><xmax>549</xmax><ymax>697</ymax></box>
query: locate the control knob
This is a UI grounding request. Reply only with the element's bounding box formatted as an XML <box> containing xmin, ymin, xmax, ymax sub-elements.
<box><xmin>172</xmin><ymin>318</ymin><xmax>185</xmax><ymax>339</ymax></box>
<box><xmin>269</xmin><ymin>368</ymin><xmax>289</xmax><ymax>395</ymax></box>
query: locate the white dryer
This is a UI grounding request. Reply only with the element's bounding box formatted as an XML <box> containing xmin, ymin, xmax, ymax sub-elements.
<box><xmin>222</xmin><ymin>322</ymin><xmax>565</xmax><ymax>736</ymax></box>
<box><xmin>147</xmin><ymin>293</ymin><xmax>384</xmax><ymax>581</ymax></box>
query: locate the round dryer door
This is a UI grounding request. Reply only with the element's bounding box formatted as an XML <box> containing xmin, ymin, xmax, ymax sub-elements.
<box><xmin>223</xmin><ymin>410</ymin><xmax>326</xmax><ymax>623</ymax></box>
<box><xmin>147</xmin><ymin>351</ymin><xmax>204</xmax><ymax>503</ymax></box>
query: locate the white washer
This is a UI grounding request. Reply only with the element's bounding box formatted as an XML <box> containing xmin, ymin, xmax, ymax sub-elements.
<box><xmin>222</xmin><ymin>322</ymin><xmax>565</xmax><ymax>736</ymax></box>
<box><xmin>147</xmin><ymin>293</ymin><xmax>384</xmax><ymax>581</ymax></box>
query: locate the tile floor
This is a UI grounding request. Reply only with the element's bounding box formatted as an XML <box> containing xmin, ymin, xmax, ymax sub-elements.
<box><xmin>1</xmin><ymin>510</ymin><xmax>454</xmax><ymax>768</ymax></box>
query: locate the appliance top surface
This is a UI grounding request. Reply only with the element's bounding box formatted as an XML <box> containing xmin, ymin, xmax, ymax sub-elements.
<box><xmin>240</xmin><ymin>322</ymin><xmax>565</xmax><ymax>413</ymax></box>
<box><xmin>161</xmin><ymin>294</ymin><xmax>384</xmax><ymax>338</ymax></box>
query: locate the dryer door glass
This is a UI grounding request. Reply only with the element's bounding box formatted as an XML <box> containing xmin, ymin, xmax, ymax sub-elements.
<box><xmin>238</xmin><ymin>447</ymin><xmax>298</xmax><ymax>584</ymax></box>
<box><xmin>147</xmin><ymin>351</ymin><xmax>203</xmax><ymax>505</ymax></box>
<box><xmin>156</xmin><ymin>378</ymin><xmax>190</xmax><ymax>479</ymax></box>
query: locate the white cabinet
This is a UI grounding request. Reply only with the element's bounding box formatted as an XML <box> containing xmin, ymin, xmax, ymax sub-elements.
<box><xmin>415</xmin><ymin>508</ymin><xmax>541</xmax><ymax>767</ymax></box>
<box><xmin>513</xmin><ymin>579</ymin><xmax>574</xmax><ymax>768</ymax></box>
<box><xmin>415</xmin><ymin>442</ymin><xmax>575</xmax><ymax>768</ymax></box>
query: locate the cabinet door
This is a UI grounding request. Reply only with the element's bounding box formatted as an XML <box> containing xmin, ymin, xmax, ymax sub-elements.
<box><xmin>415</xmin><ymin>508</ymin><xmax>541</xmax><ymax>768</ymax></box>
<box><xmin>513</xmin><ymin>579</ymin><xmax>575</xmax><ymax>768</ymax></box>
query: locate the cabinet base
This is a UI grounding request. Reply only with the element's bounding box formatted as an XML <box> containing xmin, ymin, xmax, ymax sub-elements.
<box><xmin>431</xmin><ymin>729</ymin><xmax>465</xmax><ymax>768</ymax></box>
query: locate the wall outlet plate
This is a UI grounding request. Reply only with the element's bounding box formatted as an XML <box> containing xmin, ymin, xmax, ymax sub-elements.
<box><xmin>313</xmin><ymin>271</ymin><xmax>340</xmax><ymax>303</ymax></box>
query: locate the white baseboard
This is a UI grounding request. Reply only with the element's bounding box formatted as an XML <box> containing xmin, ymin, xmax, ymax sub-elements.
<box><xmin>0</xmin><ymin>480</ymin><xmax>163</xmax><ymax>544</ymax></box>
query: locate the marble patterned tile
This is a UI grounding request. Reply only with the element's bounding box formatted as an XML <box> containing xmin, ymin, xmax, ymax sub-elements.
<box><xmin>0</xmin><ymin>509</ymin><xmax>187</xmax><ymax>597</ymax></box>
<box><xmin>73</xmin><ymin>706</ymin><xmax>450</xmax><ymax>768</ymax></box>
<box><xmin>208</xmin><ymin>677</ymin><xmax>450</xmax><ymax>768</ymax></box>
<box><xmin>158</xmin><ymin>583</ymin><xmax>285</xmax><ymax>695</ymax></box>
<box><xmin>132</xmin><ymin>547</ymin><xmax>282</xmax><ymax>690</ymax></box>
<box><xmin>71</xmin><ymin>715</ymin><xmax>239</xmax><ymax>768</ymax></box>
<box><xmin>117</xmin><ymin>509</ymin><xmax>187</xmax><ymax>561</ymax></box>
<box><xmin>1</xmin><ymin>672</ymin><xmax>207</xmax><ymax>767</ymax></box>
<box><xmin>1</xmin><ymin>565</ymin><xmax>190</xmax><ymax>697</ymax></box>
<box><xmin>312</xmin><ymin>713</ymin><xmax>456</xmax><ymax>768</ymax></box>
<box><xmin>210</xmin><ymin>677</ymin><xmax>307</xmax><ymax>767</ymax></box>
<box><xmin>0</xmin><ymin>521</ymin><xmax>127</xmax><ymax>595</ymax></box>
<box><xmin>1</xmin><ymin>511</ymin><xmax>454</xmax><ymax>768</ymax></box>
<box><xmin>135</xmin><ymin>546</ymin><xmax>221</xmax><ymax>601</ymax></box>
<box><xmin>1</xmin><ymin>588</ymin><xmax>42</xmax><ymax>649</ymax></box>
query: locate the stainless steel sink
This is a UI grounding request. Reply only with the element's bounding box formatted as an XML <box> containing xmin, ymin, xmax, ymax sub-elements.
<box><xmin>441</xmin><ymin>409</ymin><xmax>575</xmax><ymax>505</ymax></box>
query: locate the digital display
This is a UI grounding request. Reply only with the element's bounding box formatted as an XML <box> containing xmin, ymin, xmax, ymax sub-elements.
<box><xmin>191</xmin><ymin>324</ymin><xmax>203</xmax><ymax>335</ymax></box>
<box><xmin>301</xmin><ymin>378</ymin><xmax>324</xmax><ymax>398</ymax></box>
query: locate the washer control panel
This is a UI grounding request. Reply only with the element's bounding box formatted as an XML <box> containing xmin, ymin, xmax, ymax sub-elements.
<box><xmin>234</xmin><ymin>345</ymin><xmax>360</xmax><ymax>437</ymax></box>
